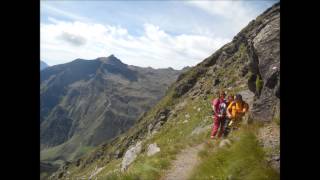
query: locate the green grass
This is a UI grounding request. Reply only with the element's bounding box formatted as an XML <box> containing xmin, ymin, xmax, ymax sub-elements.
<box><xmin>256</xmin><ymin>75</ymin><xmax>263</xmax><ymax>95</ymax></box>
<box><xmin>40</xmin><ymin>172</ymin><xmax>49</xmax><ymax>180</ymax></box>
<box><xmin>41</xmin><ymin>144</ymin><xmax>64</xmax><ymax>162</ymax></box>
<box><xmin>41</xmin><ymin>135</ymin><xmax>95</xmax><ymax>167</ymax></box>
<box><xmin>189</xmin><ymin>126</ymin><xmax>279</xmax><ymax>180</ymax></box>
<box><xmin>69</xmin><ymin>145</ymin><xmax>95</xmax><ymax>161</ymax></box>
<box><xmin>79</xmin><ymin>145</ymin><xmax>95</xmax><ymax>155</ymax></box>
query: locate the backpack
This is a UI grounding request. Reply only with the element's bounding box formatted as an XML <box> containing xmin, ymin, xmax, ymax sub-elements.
<box><xmin>219</xmin><ymin>102</ymin><xmax>227</xmax><ymax>116</ymax></box>
<box><xmin>212</xmin><ymin>98</ymin><xmax>227</xmax><ymax>116</ymax></box>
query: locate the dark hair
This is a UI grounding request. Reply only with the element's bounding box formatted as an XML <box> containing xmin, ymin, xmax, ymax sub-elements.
<box><xmin>220</xmin><ymin>90</ymin><xmax>226</xmax><ymax>95</ymax></box>
<box><xmin>215</xmin><ymin>90</ymin><xmax>225</xmax><ymax>97</ymax></box>
<box><xmin>216</xmin><ymin>91</ymin><xmax>220</xmax><ymax>96</ymax></box>
<box><xmin>235</xmin><ymin>94</ymin><xmax>242</xmax><ymax>101</ymax></box>
<box><xmin>227</xmin><ymin>94</ymin><xmax>234</xmax><ymax>99</ymax></box>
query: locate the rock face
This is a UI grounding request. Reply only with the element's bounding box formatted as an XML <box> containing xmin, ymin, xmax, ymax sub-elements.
<box><xmin>238</xmin><ymin>89</ymin><xmax>255</xmax><ymax>107</ymax></box>
<box><xmin>249</xmin><ymin>5</ymin><xmax>280</xmax><ymax>121</ymax></box>
<box><xmin>121</xmin><ymin>141</ymin><xmax>142</xmax><ymax>171</ymax></box>
<box><xmin>147</xmin><ymin>143</ymin><xmax>161</xmax><ymax>156</ymax></box>
<box><xmin>147</xmin><ymin>108</ymin><xmax>171</xmax><ymax>136</ymax></box>
<box><xmin>40</xmin><ymin>55</ymin><xmax>183</xmax><ymax>168</ymax></box>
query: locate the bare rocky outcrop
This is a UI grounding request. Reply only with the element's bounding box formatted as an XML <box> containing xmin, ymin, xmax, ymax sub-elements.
<box><xmin>121</xmin><ymin>141</ymin><xmax>142</xmax><ymax>171</ymax></box>
<box><xmin>147</xmin><ymin>143</ymin><xmax>161</xmax><ymax>156</ymax></box>
<box><xmin>246</xmin><ymin>4</ymin><xmax>280</xmax><ymax>122</ymax></box>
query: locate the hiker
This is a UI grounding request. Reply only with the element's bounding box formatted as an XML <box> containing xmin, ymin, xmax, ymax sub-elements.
<box><xmin>226</xmin><ymin>94</ymin><xmax>249</xmax><ymax>131</ymax></box>
<box><xmin>210</xmin><ymin>91</ymin><xmax>227</xmax><ymax>139</ymax></box>
<box><xmin>223</xmin><ymin>94</ymin><xmax>234</xmax><ymax>137</ymax></box>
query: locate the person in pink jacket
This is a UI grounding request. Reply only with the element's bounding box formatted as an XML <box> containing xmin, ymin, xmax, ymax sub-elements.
<box><xmin>210</xmin><ymin>90</ymin><xmax>227</xmax><ymax>139</ymax></box>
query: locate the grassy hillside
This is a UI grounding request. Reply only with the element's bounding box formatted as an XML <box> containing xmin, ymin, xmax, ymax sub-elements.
<box><xmin>190</xmin><ymin>124</ymin><xmax>279</xmax><ymax>180</ymax></box>
<box><xmin>57</xmin><ymin>91</ymin><xmax>279</xmax><ymax>180</ymax></box>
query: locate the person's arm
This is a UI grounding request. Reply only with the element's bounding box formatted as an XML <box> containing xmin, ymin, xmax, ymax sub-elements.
<box><xmin>212</xmin><ymin>99</ymin><xmax>219</xmax><ymax>112</ymax></box>
<box><xmin>242</xmin><ymin>103</ymin><xmax>249</xmax><ymax>113</ymax></box>
<box><xmin>227</xmin><ymin>102</ymin><xmax>233</xmax><ymax>118</ymax></box>
<box><xmin>212</xmin><ymin>99</ymin><xmax>216</xmax><ymax>114</ymax></box>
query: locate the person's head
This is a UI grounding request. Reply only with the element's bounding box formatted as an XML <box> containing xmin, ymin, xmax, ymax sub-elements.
<box><xmin>227</xmin><ymin>94</ymin><xmax>234</xmax><ymax>102</ymax></box>
<box><xmin>219</xmin><ymin>90</ymin><xmax>226</xmax><ymax>99</ymax></box>
<box><xmin>235</xmin><ymin>94</ymin><xmax>243</xmax><ymax>102</ymax></box>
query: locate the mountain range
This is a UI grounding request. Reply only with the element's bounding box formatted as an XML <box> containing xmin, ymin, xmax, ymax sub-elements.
<box><xmin>40</xmin><ymin>55</ymin><xmax>185</xmax><ymax>174</ymax></box>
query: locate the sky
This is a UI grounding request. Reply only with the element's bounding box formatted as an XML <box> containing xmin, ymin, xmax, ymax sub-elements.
<box><xmin>40</xmin><ymin>0</ymin><xmax>279</xmax><ymax>70</ymax></box>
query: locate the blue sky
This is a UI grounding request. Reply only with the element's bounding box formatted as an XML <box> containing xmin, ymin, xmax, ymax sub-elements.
<box><xmin>41</xmin><ymin>0</ymin><xmax>278</xmax><ymax>69</ymax></box>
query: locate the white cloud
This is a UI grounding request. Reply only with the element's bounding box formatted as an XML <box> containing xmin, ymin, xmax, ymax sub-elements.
<box><xmin>41</xmin><ymin>19</ymin><xmax>230</xmax><ymax>69</ymax></box>
<box><xmin>41</xmin><ymin>3</ymin><xmax>92</xmax><ymax>22</ymax></box>
<box><xmin>186</xmin><ymin>1</ymin><xmax>258</xmax><ymax>33</ymax></box>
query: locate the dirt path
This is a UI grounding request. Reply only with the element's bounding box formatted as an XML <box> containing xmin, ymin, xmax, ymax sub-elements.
<box><xmin>161</xmin><ymin>143</ymin><xmax>205</xmax><ymax>180</ymax></box>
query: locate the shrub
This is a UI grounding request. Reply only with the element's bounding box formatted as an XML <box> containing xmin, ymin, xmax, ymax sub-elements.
<box><xmin>255</xmin><ymin>75</ymin><xmax>263</xmax><ymax>95</ymax></box>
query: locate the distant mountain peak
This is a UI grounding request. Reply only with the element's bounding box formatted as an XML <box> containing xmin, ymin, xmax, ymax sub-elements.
<box><xmin>97</xmin><ymin>55</ymin><xmax>125</xmax><ymax>66</ymax></box>
<box><xmin>40</xmin><ymin>60</ymin><xmax>49</xmax><ymax>70</ymax></box>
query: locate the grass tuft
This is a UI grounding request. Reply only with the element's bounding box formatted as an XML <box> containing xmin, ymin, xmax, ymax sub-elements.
<box><xmin>189</xmin><ymin>126</ymin><xmax>279</xmax><ymax>180</ymax></box>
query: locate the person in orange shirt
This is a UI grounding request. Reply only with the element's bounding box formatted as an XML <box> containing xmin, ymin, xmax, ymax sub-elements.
<box><xmin>222</xmin><ymin>94</ymin><xmax>234</xmax><ymax>137</ymax></box>
<box><xmin>226</xmin><ymin>94</ymin><xmax>249</xmax><ymax>130</ymax></box>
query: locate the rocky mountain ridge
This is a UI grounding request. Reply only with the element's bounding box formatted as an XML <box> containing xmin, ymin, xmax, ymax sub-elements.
<box><xmin>40</xmin><ymin>55</ymin><xmax>184</xmax><ymax>171</ymax></box>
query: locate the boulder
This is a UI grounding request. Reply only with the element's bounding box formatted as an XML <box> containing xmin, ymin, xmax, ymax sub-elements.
<box><xmin>147</xmin><ymin>143</ymin><xmax>161</xmax><ymax>156</ymax></box>
<box><xmin>121</xmin><ymin>141</ymin><xmax>142</xmax><ymax>171</ymax></box>
<box><xmin>219</xmin><ymin>139</ymin><xmax>232</xmax><ymax>148</ymax></box>
<box><xmin>185</xmin><ymin>114</ymin><xmax>190</xmax><ymax>118</ymax></box>
<box><xmin>238</xmin><ymin>90</ymin><xmax>255</xmax><ymax>107</ymax></box>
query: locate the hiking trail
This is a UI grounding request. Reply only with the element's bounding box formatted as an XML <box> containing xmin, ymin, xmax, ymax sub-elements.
<box><xmin>161</xmin><ymin>143</ymin><xmax>205</xmax><ymax>180</ymax></box>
